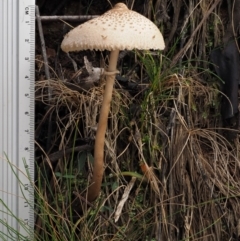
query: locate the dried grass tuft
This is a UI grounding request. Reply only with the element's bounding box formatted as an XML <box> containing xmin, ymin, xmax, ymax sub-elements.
<box><xmin>35</xmin><ymin>72</ymin><xmax>240</xmax><ymax>240</ymax></box>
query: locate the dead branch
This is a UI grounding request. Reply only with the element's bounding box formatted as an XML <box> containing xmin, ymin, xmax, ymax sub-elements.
<box><xmin>35</xmin><ymin>15</ymin><xmax>98</xmax><ymax>22</ymax></box>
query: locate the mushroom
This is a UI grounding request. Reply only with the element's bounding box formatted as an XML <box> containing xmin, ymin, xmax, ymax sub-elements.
<box><xmin>61</xmin><ymin>3</ymin><xmax>165</xmax><ymax>202</ymax></box>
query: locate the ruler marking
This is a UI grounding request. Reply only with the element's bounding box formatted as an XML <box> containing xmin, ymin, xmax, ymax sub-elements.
<box><xmin>0</xmin><ymin>0</ymin><xmax>35</xmax><ymax>240</ymax></box>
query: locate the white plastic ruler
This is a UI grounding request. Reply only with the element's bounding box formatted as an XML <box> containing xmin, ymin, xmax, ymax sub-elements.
<box><xmin>0</xmin><ymin>0</ymin><xmax>35</xmax><ymax>240</ymax></box>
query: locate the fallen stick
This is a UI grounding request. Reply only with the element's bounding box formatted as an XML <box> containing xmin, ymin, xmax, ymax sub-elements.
<box><xmin>35</xmin><ymin>15</ymin><xmax>98</xmax><ymax>22</ymax></box>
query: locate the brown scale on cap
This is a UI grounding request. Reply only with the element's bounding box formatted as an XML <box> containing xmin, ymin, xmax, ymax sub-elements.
<box><xmin>61</xmin><ymin>3</ymin><xmax>165</xmax><ymax>52</ymax></box>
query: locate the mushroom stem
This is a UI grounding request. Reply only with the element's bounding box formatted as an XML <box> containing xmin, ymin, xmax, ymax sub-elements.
<box><xmin>87</xmin><ymin>50</ymin><xmax>119</xmax><ymax>202</ymax></box>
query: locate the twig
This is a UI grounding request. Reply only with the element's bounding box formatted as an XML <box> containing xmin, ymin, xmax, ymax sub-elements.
<box><xmin>35</xmin><ymin>6</ymin><xmax>51</xmax><ymax>82</ymax></box>
<box><xmin>36</xmin><ymin>6</ymin><xmax>52</xmax><ymax>151</ymax></box>
<box><xmin>35</xmin><ymin>15</ymin><xmax>98</xmax><ymax>22</ymax></box>
<box><xmin>114</xmin><ymin>177</ymin><xmax>136</xmax><ymax>222</ymax></box>
<box><xmin>67</xmin><ymin>53</ymin><xmax>78</xmax><ymax>73</ymax></box>
<box><xmin>51</xmin><ymin>0</ymin><xmax>69</xmax><ymax>15</ymax></box>
<box><xmin>41</xmin><ymin>145</ymin><xmax>93</xmax><ymax>163</ymax></box>
<box><xmin>164</xmin><ymin>0</ymin><xmax>182</xmax><ymax>50</ymax></box>
<box><xmin>178</xmin><ymin>8</ymin><xmax>189</xmax><ymax>73</ymax></box>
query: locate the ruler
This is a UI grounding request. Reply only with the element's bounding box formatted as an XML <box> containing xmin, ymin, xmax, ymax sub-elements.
<box><xmin>0</xmin><ymin>0</ymin><xmax>35</xmax><ymax>240</ymax></box>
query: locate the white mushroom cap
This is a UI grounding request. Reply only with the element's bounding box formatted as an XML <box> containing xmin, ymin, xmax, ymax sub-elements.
<box><xmin>61</xmin><ymin>3</ymin><xmax>165</xmax><ymax>52</ymax></box>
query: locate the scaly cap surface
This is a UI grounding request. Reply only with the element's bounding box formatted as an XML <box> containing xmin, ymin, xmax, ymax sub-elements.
<box><xmin>61</xmin><ymin>3</ymin><xmax>165</xmax><ymax>52</ymax></box>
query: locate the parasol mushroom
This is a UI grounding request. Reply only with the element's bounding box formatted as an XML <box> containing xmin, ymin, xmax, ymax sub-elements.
<box><xmin>61</xmin><ymin>2</ymin><xmax>165</xmax><ymax>202</ymax></box>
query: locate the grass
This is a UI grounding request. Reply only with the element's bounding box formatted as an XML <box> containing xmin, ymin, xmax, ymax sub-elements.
<box><xmin>3</xmin><ymin>50</ymin><xmax>240</xmax><ymax>240</ymax></box>
<box><xmin>0</xmin><ymin>157</ymin><xmax>34</xmax><ymax>241</ymax></box>
<box><xmin>2</xmin><ymin>0</ymin><xmax>240</xmax><ymax>239</ymax></box>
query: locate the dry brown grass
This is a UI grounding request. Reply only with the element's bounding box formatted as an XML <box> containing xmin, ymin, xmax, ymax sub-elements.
<box><xmin>34</xmin><ymin>71</ymin><xmax>240</xmax><ymax>240</ymax></box>
<box><xmin>33</xmin><ymin>0</ymin><xmax>240</xmax><ymax>240</ymax></box>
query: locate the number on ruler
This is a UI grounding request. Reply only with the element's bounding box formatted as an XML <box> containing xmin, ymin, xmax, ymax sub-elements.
<box><xmin>24</xmin><ymin>219</ymin><xmax>29</xmax><ymax>225</ymax></box>
<box><xmin>25</xmin><ymin>7</ymin><xmax>29</xmax><ymax>15</ymax></box>
<box><xmin>24</xmin><ymin>201</ymin><xmax>28</xmax><ymax>207</ymax></box>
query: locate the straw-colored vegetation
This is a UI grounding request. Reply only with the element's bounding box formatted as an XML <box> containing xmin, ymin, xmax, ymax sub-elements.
<box><xmin>33</xmin><ymin>0</ymin><xmax>240</xmax><ymax>239</ymax></box>
<box><xmin>34</xmin><ymin>59</ymin><xmax>240</xmax><ymax>240</ymax></box>
<box><xmin>1</xmin><ymin>0</ymin><xmax>240</xmax><ymax>240</ymax></box>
